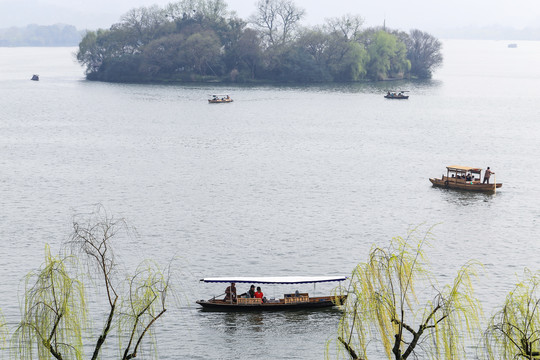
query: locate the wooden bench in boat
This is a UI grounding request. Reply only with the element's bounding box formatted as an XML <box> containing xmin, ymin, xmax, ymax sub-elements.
<box><xmin>284</xmin><ymin>293</ymin><xmax>309</xmax><ymax>304</ymax></box>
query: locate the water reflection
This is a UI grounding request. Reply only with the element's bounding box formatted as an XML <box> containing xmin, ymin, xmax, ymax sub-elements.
<box><xmin>430</xmin><ymin>186</ymin><xmax>498</xmax><ymax>206</ymax></box>
<box><xmin>180</xmin><ymin>78</ymin><xmax>443</xmax><ymax>95</ymax></box>
<box><xmin>222</xmin><ymin>312</ymin><xmax>265</xmax><ymax>334</ymax></box>
<box><xmin>199</xmin><ymin>308</ymin><xmax>343</xmax><ymax>336</ymax></box>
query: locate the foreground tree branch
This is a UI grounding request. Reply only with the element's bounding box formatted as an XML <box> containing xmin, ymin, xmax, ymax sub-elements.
<box><xmin>481</xmin><ymin>269</ymin><xmax>540</xmax><ymax>360</ymax></box>
<box><xmin>331</xmin><ymin>226</ymin><xmax>482</xmax><ymax>360</ymax></box>
<box><xmin>12</xmin><ymin>206</ymin><xmax>175</xmax><ymax>360</ymax></box>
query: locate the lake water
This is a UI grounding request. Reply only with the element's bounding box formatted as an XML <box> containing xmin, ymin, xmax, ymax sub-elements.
<box><xmin>1</xmin><ymin>40</ymin><xmax>540</xmax><ymax>359</ymax></box>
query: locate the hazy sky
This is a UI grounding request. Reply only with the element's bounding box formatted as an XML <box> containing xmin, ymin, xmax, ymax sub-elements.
<box><xmin>1</xmin><ymin>0</ymin><xmax>539</xmax><ymax>32</ymax></box>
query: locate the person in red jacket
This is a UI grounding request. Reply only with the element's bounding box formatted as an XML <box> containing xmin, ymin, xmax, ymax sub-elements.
<box><xmin>254</xmin><ymin>286</ymin><xmax>263</xmax><ymax>299</ymax></box>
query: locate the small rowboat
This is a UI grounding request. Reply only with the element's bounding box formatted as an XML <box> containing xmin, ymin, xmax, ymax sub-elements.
<box><xmin>429</xmin><ymin>165</ymin><xmax>502</xmax><ymax>192</ymax></box>
<box><xmin>384</xmin><ymin>90</ymin><xmax>409</xmax><ymax>99</ymax></box>
<box><xmin>196</xmin><ymin>276</ymin><xmax>347</xmax><ymax>311</ymax></box>
<box><xmin>208</xmin><ymin>94</ymin><xmax>233</xmax><ymax>103</ymax></box>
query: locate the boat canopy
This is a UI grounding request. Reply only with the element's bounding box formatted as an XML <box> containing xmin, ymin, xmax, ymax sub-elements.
<box><xmin>447</xmin><ymin>165</ymin><xmax>482</xmax><ymax>172</ymax></box>
<box><xmin>200</xmin><ymin>276</ymin><xmax>347</xmax><ymax>284</ymax></box>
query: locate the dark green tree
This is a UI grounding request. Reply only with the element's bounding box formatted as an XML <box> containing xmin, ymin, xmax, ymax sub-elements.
<box><xmin>179</xmin><ymin>30</ymin><xmax>222</xmax><ymax>76</ymax></box>
<box><xmin>294</xmin><ymin>27</ymin><xmax>333</xmax><ymax>80</ymax></box>
<box><xmin>227</xmin><ymin>28</ymin><xmax>262</xmax><ymax>80</ymax></box>
<box><xmin>77</xmin><ymin>30</ymin><xmax>103</xmax><ymax>75</ymax></box>
<box><xmin>139</xmin><ymin>33</ymin><xmax>186</xmax><ymax>78</ymax></box>
<box><xmin>405</xmin><ymin>29</ymin><xmax>443</xmax><ymax>79</ymax></box>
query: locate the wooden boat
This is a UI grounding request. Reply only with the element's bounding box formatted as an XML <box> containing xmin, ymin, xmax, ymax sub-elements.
<box><xmin>208</xmin><ymin>94</ymin><xmax>233</xmax><ymax>103</ymax></box>
<box><xmin>429</xmin><ymin>165</ymin><xmax>502</xmax><ymax>192</ymax></box>
<box><xmin>196</xmin><ymin>276</ymin><xmax>347</xmax><ymax>311</ymax></box>
<box><xmin>384</xmin><ymin>90</ymin><xmax>408</xmax><ymax>99</ymax></box>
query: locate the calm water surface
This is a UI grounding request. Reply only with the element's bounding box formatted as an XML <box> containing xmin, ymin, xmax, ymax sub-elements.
<box><xmin>1</xmin><ymin>40</ymin><xmax>540</xmax><ymax>359</ymax></box>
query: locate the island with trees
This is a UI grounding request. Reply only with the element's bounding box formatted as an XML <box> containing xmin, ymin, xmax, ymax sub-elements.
<box><xmin>76</xmin><ymin>0</ymin><xmax>443</xmax><ymax>83</ymax></box>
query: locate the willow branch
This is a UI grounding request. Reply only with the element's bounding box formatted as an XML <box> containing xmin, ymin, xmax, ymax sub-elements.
<box><xmin>91</xmin><ymin>297</ymin><xmax>117</xmax><ymax>360</ymax></box>
<box><xmin>123</xmin><ymin>308</ymin><xmax>167</xmax><ymax>360</ymax></box>
<box><xmin>338</xmin><ymin>336</ymin><xmax>364</xmax><ymax>360</ymax></box>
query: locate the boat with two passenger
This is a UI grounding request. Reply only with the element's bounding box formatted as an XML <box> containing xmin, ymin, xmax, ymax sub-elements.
<box><xmin>384</xmin><ymin>90</ymin><xmax>409</xmax><ymax>99</ymax></box>
<box><xmin>208</xmin><ymin>94</ymin><xmax>233</xmax><ymax>103</ymax></box>
<box><xmin>429</xmin><ymin>165</ymin><xmax>502</xmax><ymax>192</ymax></box>
<box><xmin>196</xmin><ymin>276</ymin><xmax>347</xmax><ymax>311</ymax></box>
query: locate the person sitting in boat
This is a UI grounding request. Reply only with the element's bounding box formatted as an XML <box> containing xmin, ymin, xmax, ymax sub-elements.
<box><xmin>466</xmin><ymin>173</ymin><xmax>472</xmax><ymax>181</ymax></box>
<box><xmin>254</xmin><ymin>286</ymin><xmax>266</xmax><ymax>302</ymax></box>
<box><xmin>224</xmin><ymin>282</ymin><xmax>237</xmax><ymax>302</ymax></box>
<box><xmin>242</xmin><ymin>284</ymin><xmax>255</xmax><ymax>298</ymax></box>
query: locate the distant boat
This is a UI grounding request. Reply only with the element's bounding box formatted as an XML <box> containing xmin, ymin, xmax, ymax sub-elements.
<box><xmin>31</xmin><ymin>74</ymin><xmax>39</xmax><ymax>81</ymax></box>
<box><xmin>208</xmin><ymin>94</ymin><xmax>233</xmax><ymax>103</ymax></box>
<box><xmin>384</xmin><ymin>90</ymin><xmax>409</xmax><ymax>99</ymax></box>
<box><xmin>508</xmin><ymin>43</ymin><xmax>517</xmax><ymax>48</ymax></box>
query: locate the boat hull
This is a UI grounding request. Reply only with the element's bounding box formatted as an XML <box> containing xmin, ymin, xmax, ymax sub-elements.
<box><xmin>196</xmin><ymin>295</ymin><xmax>347</xmax><ymax>311</ymax></box>
<box><xmin>208</xmin><ymin>99</ymin><xmax>233</xmax><ymax>103</ymax></box>
<box><xmin>430</xmin><ymin>177</ymin><xmax>502</xmax><ymax>192</ymax></box>
<box><xmin>384</xmin><ymin>95</ymin><xmax>408</xmax><ymax>99</ymax></box>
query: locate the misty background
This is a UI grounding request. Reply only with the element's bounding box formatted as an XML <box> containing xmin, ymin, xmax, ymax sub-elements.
<box><xmin>1</xmin><ymin>0</ymin><xmax>540</xmax><ymax>40</ymax></box>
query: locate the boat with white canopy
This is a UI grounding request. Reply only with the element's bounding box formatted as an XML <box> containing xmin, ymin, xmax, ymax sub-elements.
<box><xmin>196</xmin><ymin>276</ymin><xmax>348</xmax><ymax>311</ymax></box>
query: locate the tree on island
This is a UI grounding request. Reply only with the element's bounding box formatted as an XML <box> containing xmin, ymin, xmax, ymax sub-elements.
<box><xmin>250</xmin><ymin>0</ymin><xmax>305</xmax><ymax>48</ymax></box>
<box><xmin>405</xmin><ymin>29</ymin><xmax>443</xmax><ymax>79</ymax></box>
<box><xmin>333</xmin><ymin>227</ymin><xmax>481</xmax><ymax>360</ymax></box>
<box><xmin>76</xmin><ymin>0</ymin><xmax>442</xmax><ymax>83</ymax></box>
<box><xmin>12</xmin><ymin>207</ymin><xmax>174</xmax><ymax>360</ymax></box>
<box><xmin>481</xmin><ymin>269</ymin><xmax>540</xmax><ymax>360</ymax></box>
<box><xmin>364</xmin><ymin>29</ymin><xmax>410</xmax><ymax>80</ymax></box>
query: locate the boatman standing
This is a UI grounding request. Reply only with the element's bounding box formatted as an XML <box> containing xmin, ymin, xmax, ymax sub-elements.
<box><xmin>224</xmin><ymin>282</ymin><xmax>237</xmax><ymax>302</ymax></box>
<box><xmin>483</xmin><ymin>167</ymin><xmax>494</xmax><ymax>184</ymax></box>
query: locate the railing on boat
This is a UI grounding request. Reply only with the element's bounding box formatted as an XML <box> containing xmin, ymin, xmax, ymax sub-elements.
<box><xmin>236</xmin><ymin>298</ymin><xmax>262</xmax><ymax>305</ymax></box>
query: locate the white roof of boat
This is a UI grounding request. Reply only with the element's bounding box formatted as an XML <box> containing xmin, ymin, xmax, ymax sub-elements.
<box><xmin>447</xmin><ymin>165</ymin><xmax>482</xmax><ymax>171</ymax></box>
<box><xmin>200</xmin><ymin>276</ymin><xmax>348</xmax><ymax>284</ymax></box>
